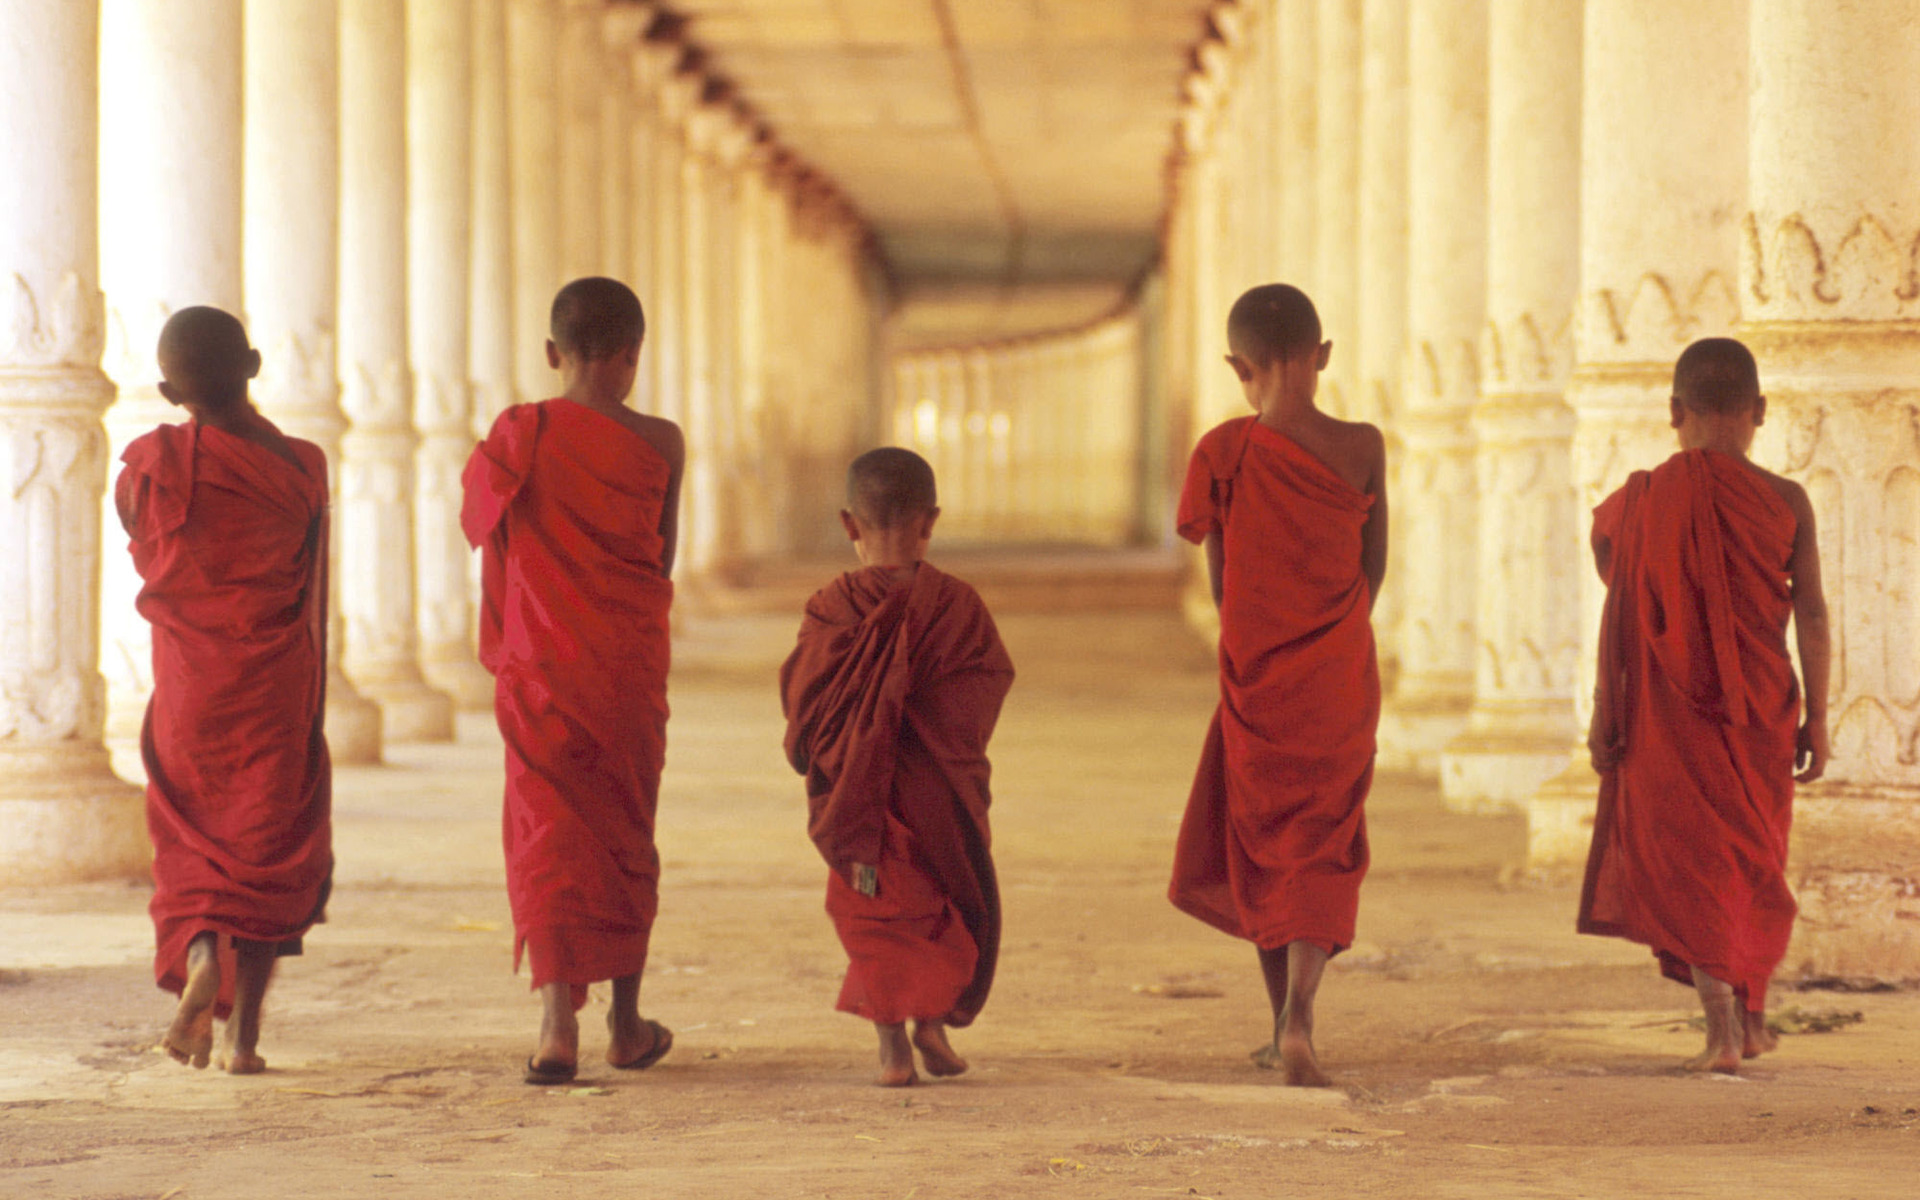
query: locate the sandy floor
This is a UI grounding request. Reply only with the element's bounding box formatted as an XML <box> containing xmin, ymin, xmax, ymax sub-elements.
<box><xmin>3</xmin><ymin>605</ymin><xmax>1917</xmax><ymax>1199</ymax></box>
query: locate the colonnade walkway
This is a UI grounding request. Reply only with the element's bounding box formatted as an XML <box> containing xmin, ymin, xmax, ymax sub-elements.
<box><xmin>4</xmin><ymin>596</ymin><xmax>1917</xmax><ymax>1199</ymax></box>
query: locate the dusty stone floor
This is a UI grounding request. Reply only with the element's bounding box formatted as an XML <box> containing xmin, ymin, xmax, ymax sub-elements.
<box><xmin>4</xmin><ymin>604</ymin><xmax>1918</xmax><ymax>1199</ymax></box>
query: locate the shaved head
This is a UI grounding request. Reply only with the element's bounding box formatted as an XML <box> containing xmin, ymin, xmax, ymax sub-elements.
<box><xmin>847</xmin><ymin>447</ymin><xmax>937</xmax><ymax>529</ymax></box>
<box><xmin>550</xmin><ymin>276</ymin><xmax>645</xmax><ymax>362</ymax></box>
<box><xmin>1674</xmin><ymin>337</ymin><xmax>1761</xmax><ymax>415</ymax></box>
<box><xmin>1227</xmin><ymin>283</ymin><xmax>1322</xmax><ymax>365</ymax></box>
<box><xmin>157</xmin><ymin>306</ymin><xmax>256</xmax><ymax>409</ymax></box>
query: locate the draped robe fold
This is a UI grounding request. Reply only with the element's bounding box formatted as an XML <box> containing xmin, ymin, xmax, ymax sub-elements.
<box><xmin>780</xmin><ymin>564</ymin><xmax>1014</xmax><ymax>1027</ymax></box>
<box><xmin>462</xmin><ymin>399</ymin><xmax>673</xmax><ymax>1009</ymax></box>
<box><xmin>1170</xmin><ymin>417</ymin><xmax>1378</xmax><ymax>954</ymax></box>
<box><xmin>1579</xmin><ymin>449</ymin><xmax>1801</xmax><ymax>1011</ymax></box>
<box><xmin>118</xmin><ymin>420</ymin><xmax>333</xmax><ymax>1019</ymax></box>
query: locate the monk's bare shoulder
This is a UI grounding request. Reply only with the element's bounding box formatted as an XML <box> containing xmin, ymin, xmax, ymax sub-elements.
<box><xmin>608</xmin><ymin>408</ymin><xmax>684</xmax><ymax>472</ymax></box>
<box><xmin>1311</xmin><ymin>412</ymin><xmax>1384</xmax><ymax>494</ymax></box>
<box><xmin>1745</xmin><ymin>459</ymin><xmax>1813</xmax><ymax>529</ymax></box>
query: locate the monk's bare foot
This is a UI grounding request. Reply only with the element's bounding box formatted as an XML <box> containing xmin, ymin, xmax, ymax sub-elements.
<box><xmin>875</xmin><ymin>1022</ymin><xmax>917</xmax><ymax>1088</ymax></box>
<box><xmin>910</xmin><ymin>1020</ymin><xmax>967</xmax><ymax>1077</ymax></box>
<box><xmin>163</xmin><ymin>935</ymin><xmax>219</xmax><ymax>1069</ymax></box>
<box><xmin>1250</xmin><ymin>1041</ymin><xmax>1284</xmax><ymax>1070</ymax></box>
<box><xmin>529</xmin><ymin>982</ymin><xmax>578</xmax><ymax>1080</ymax></box>
<box><xmin>1683</xmin><ymin>1044</ymin><xmax>1741</xmax><ymax>1074</ymax></box>
<box><xmin>1279</xmin><ymin>1025</ymin><xmax>1332</xmax><ymax>1088</ymax></box>
<box><xmin>216</xmin><ymin>1029</ymin><xmax>266</xmax><ymax>1076</ymax></box>
<box><xmin>1686</xmin><ymin>967</ymin><xmax>1742</xmax><ymax>1074</ymax></box>
<box><xmin>1743</xmin><ymin>1011</ymin><xmax>1779</xmax><ymax>1059</ymax></box>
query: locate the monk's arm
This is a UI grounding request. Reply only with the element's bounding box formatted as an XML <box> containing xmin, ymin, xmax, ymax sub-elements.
<box><xmin>652</xmin><ymin>420</ymin><xmax>686</xmax><ymax>578</ymax></box>
<box><xmin>1360</xmin><ymin>426</ymin><xmax>1388</xmax><ymax>609</ymax></box>
<box><xmin>1203</xmin><ymin>529</ymin><xmax>1224</xmax><ymax>608</ymax></box>
<box><xmin>1786</xmin><ymin>484</ymin><xmax>1831</xmax><ymax>782</ymax></box>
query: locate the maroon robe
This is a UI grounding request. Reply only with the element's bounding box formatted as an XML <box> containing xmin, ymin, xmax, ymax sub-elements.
<box><xmin>118</xmin><ymin>420</ymin><xmax>332</xmax><ymax>1018</ymax></box>
<box><xmin>1580</xmin><ymin>449</ymin><xmax>1801</xmax><ymax>1011</ymax></box>
<box><xmin>780</xmin><ymin>563</ymin><xmax>1014</xmax><ymax>1026</ymax></box>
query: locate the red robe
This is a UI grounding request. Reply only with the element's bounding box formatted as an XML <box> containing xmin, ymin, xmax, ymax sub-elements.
<box><xmin>1170</xmin><ymin>417</ymin><xmax>1377</xmax><ymax>953</ymax></box>
<box><xmin>462</xmin><ymin>399</ymin><xmax>673</xmax><ymax>1008</ymax></box>
<box><xmin>780</xmin><ymin>563</ymin><xmax>1014</xmax><ymax>1026</ymax></box>
<box><xmin>118</xmin><ymin>420</ymin><xmax>333</xmax><ymax>1019</ymax></box>
<box><xmin>1579</xmin><ymin>449</ymin><xmax>1800</xmax><ymax>1011</ymax></box>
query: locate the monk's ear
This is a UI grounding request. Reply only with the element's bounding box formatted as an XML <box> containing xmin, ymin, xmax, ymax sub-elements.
<box><xmin>545</xmin><ymin>339</ymin><xmax>562</xmax><ymax>370</ymax></box>
<box><xmin>1316</xmin><ymin>340</ymin><xmax>1332</xmax><ymax>371</ymax></box>
<box><xmin>838</xmin><ymin>509</ymin><xmax>861</xmax><ymax>542</ymax></box>
<box><xmin>621</xmin><ymin>340</ymin><xmax>641</xmax><ymax>369</ymax></box>
<box><xmin>157</xmin><ymin>379</ymin><xmax>183</xmax><ymax>407</ymax></box>
<box><xmin>1224</xmin><ymin>353</ymin><xmax>1254</xmax><ymax>384</ymax></box>
<box><xmin>1669</xmin><ymin>395</ymin><xmax>1686</xmax><ymax>430</ymax></box>
<box><xmin>921</xmin><ymin>507</ymin><xmax>941</xmax><ymax>538</ymax></box>
<box><xmin>244</xmin><ymin>348</ymin><xmax>262</xmax><ymax>380</ymax></box>
<box><xmin>1752</xmin><ymin>394</ymin><xmax>1767</xmax><ymax>427</ymax></box>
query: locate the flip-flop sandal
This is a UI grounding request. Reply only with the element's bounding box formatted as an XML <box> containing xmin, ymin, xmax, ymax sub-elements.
<box><xmin>523</xmin><ymin>1056</ymin><xmax>577</xmax><ymax>1086</ymax></box>
<box><xmin>611</xmin><ymin>1020</ymin><xmax>673</xmax><ymax>1071</ymax></box>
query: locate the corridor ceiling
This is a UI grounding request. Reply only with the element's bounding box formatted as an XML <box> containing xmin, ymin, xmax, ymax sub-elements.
<box><xmin>660</xmin><ymin>0</ymin><xmax>1215</xmax><ymax>338</ymax></box>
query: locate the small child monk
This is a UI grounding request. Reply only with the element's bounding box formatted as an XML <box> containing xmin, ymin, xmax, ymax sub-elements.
<box><xmin>779</xmin><ymin>448</ymin><xmax>1016</xmax><ymax>1087</ymax></box>
<box><xmin>1579</xmin><ymin>336</ymin><xmax>1830</xmax><ymax>1075</ymax></box>
<box><xmin>462</xmin><ymin>277</ymin><xmax>684</xmax><ymax>1085</ymax></box>
<box><xmin>118</xmin><ymin>307</ymin><xmax>334</xmax><ymax>1075</ymax></box>
<box><xmin>1169</xmin><ymin>283</ymin><xmax>1388</xmax><ymax>1087</ymax></box>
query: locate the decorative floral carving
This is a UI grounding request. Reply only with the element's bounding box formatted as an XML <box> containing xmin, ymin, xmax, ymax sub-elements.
<box><xmin>1742</xmin><ymin>212</ymin><xmax>1920</xmax><ymax>321</ymax></box>
<box><xmin>1</xmin><ymin>273</ymin><xmax>106</xmax><ymax>370</ymax></box>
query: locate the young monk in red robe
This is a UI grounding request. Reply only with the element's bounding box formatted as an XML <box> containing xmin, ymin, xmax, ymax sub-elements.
<box><xmin>462</xmin><ymin>277</ymin><xmax>684</xmax><ymax>1085</ymax></box>
<box><xmin>780</xmin><ymin>448</ymin><xmax>1016</xmax><ymax>1087</ymax></box>
<box><xmin>118</xmin><ymin>307</ymin><xmax>333</xmax><ymax>1076</ymax></box>
<box><xmin>1580</xmin><ymin>336</ymin><xmax>1830</xmax><ymax>1075</ymax></box>
<box><xmin>1171</xmin><ymin>284</ymin><xmax>1388</xmax><ymax>1088</ymax></box>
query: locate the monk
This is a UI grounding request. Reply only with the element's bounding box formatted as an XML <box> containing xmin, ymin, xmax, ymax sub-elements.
<box><xmin>462</xmin><ymin>277</ymin><xmax>684</xmax><ymax>1085</ymax></box>
<box><xmin>780</xmin><ymin>448</ymin><xmax>1016</xmax><ymax>1087</ymax></box>
<box><xmin>1580</xmin><ymin>336</ymin><xmax>1830</xmax><ymax>1074</ymax></box>
<box><xmin>1170</xmin><ymin>284</ymin><xmax>1388</xmax><ymax>1087</ymax></box>
<box><xmin>117</xmin><ymin>307</ymin><xmax>333</xmax><ymax>1076</ymax></box>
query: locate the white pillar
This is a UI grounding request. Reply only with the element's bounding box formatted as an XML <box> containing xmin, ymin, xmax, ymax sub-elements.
<box><xmin>679</xmin><ymin>92</ymin><xmax>721</xmax><ymax>578</ymax></box>
<box><xmin>1276</xmin><ymin>0</ymin><xmax>1316</xmax><ymax>286</ymax></box>
<box><xmin>507</xmin><ymin>0</ymin><xmax>562</xmax><ymax>408</ymax></box>
<box><xmin>407</xmin><ymin>0</ymin><xmax>490</xmax><ymax>713</ymax></box>
<box><xmin>245</xmin><ymin>0</ymin><xmax>384</xmax><ymax>764</ymax></box>
<box><xmin>1382</xmin><ymin>0</ymin><xmax>1487</xmax><ymax>774</ymax></box>
<box><xmin>470</xmin><ymin>0</ymin><xmax>515</xmax><ymax>436</ymax></box>
<box><xmin>339</xmin><ymin>0</ymin><xmax>455</xmax><ymax>742</ymax></box>
<box><xmin>1438</xmin><ymin>0</ymin><xmax>1582</xmax><ymax>813</ymax></box>
<box><xmin>1315</xmin><ymin>0</ymin><xmax>1361</xmax><ymax>418</ymax></box>
<box><xmin>557</xmin><ymin>0</ymin><xmax>604</xmax><ymax>281</ymax></box>
<box><xmin>646</xmin><ymin>50</ymin><xmax>691</xmax><ymax>429</ymax></box>
<box><xmin>98</xmin><ymin>0</ymin><xmax>244</xmax><ymax>739</ymax></box>
<box><xmin>1741</xmin><ymin>0</ymin><xmax>1920</xmax><ymax>980</ymax></box>
<box><xmin>0</xmin><ymin>0</ymin><xmax>147</xmax><ymax>885</ymax></box>
<box><xmin>1356</xmin><ymin>0</ymin><xmax>1410</xmax><ymax>695</ymax></box>
<box><xmin>1526</xmin><ymin>0</ymin><xmax>1747</xmax><ymax>865</ymax></box>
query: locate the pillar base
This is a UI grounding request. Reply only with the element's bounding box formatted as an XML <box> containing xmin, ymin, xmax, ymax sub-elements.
<box><xmin>355</xmin><ymin>675</ymin><xmax>455</xmax><ymax>743</ymax></box>
<box><xmin>325</xmin><ymin>668</ymin><xmax>384</xmax><ymax>764</ymax></box>
<box><xmin>1784</xmin><ymin>785</ymin><xmax>1920</xmax><ymax>987</ymax></box>
<box><xmin>1376</xmin><ymin>694</ymin><xmax>1469</xmax><ymax>776</ymax></box>
<box><xmin>420</xmin><ymin>654</ymin><xmax>495</xmax><ymax>713</ymax></box>
<box><xmin>0</xmin><ymin>745</ymin><xmax>149</xmax><ymax>887</ymax></box>
<box><xmin>1440</xmin><ymin>730</ymin><xmax>1573</xmax><ymax>816</ymax></box>
<box><xmin>1525</xmin><ymin>754</ymin><xmax>1598</xmax><ymax>869</ymax></box>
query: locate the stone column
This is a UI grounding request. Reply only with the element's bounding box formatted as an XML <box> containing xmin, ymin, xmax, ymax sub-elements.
<box><xmin>645</xmin><ymin>49</ymin><xmax>692</xmax><ymax>428</ymax></box>
<box><xmin>339</xmin><ymin>0</ymin><xmax>455</xmax><ymax>742</ymax></box>
<box><xmin>1741</xmin><ymin>0</ymin><xmax>1920</xmax><ymax>980</ymax></box>
<box><xmin>243</xmin><ymin>0</ymin><xmax>383</xmax><ymax>764</ymax></box>
<box><xmin>598</xmin><ymin>11</ymin><xmax>646</xmax><ymax>281</ymax></box>
<box><xmin>406</xmin><ymin>0</ymin><xmax>490</xmax><ymax>714</ymax></box>
<box><xmin>557</xmin><ymin>0</ymin><xmax>604</xmax><ymax>281</ymax></box>
<box><xmin>1315</xmin><ymin>0</ymin><xmax>1361</xmax><ymax>418</ymax></box>
<box><xmin>678</xmin><ymin>93</ymin><xmax>720</xmax><ymax>578</ymax></box>
<box><xmin>97</xmin><ymin>0</ymin><xmax>245</xmax><ymax>739</ymax></box>
<box><xmin>1277</xmin><ymin>0</ymin><xmax>1317</xmax><ymax>286</ymax></box>
<box><xmin>507</xmin><ymin>0</ymin><xmax>562</xmax><ymax>408</ymax></box>
<box><xmin>1382</xmin><ymin>0</ymin><xmax>1487</xmax><ymax>774</ymax></box>
<box><xmin>1438</xmin><ymin>0</ymin><xmax>1582</xmax><ymax>813</ymax></box>
<box><xmin>1526</xmin><ymin>0</ymin><xmax>1746</xmax><ymax>865</ymax></box>
<box><xmin>0</xmin><ymin>0</ymin><xmax>148</xmax><ymax>885</ymax></box>
<box><xmin>1356</xmin><ymin>0</ymin><xmax>1410</xmax><ymax>694</ymax></box>
<box><xmin>470</xmin><ymin>0</ymin><xmax>515</xmax><ymax>436</ymax></box>
<box><xmin>624</xmin><ymin>37</ymin><xmax>664</xmax><ymax>389</ymax></box>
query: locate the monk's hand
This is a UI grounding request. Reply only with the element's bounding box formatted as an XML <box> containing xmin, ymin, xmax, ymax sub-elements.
<box><xmin>1586</xmin><ymin>716</ymin><xmax>1620</xmax><ymax>775</ymax></box>
<box><xmin>1795</xmin><ymin>718</ymin><xmax>1830</xmax><ymax>784</ymax></box>
<box><xmin>851</xmin><ymin>863</ymin><xmax>879</xmax><ymax>898</ymax></box>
